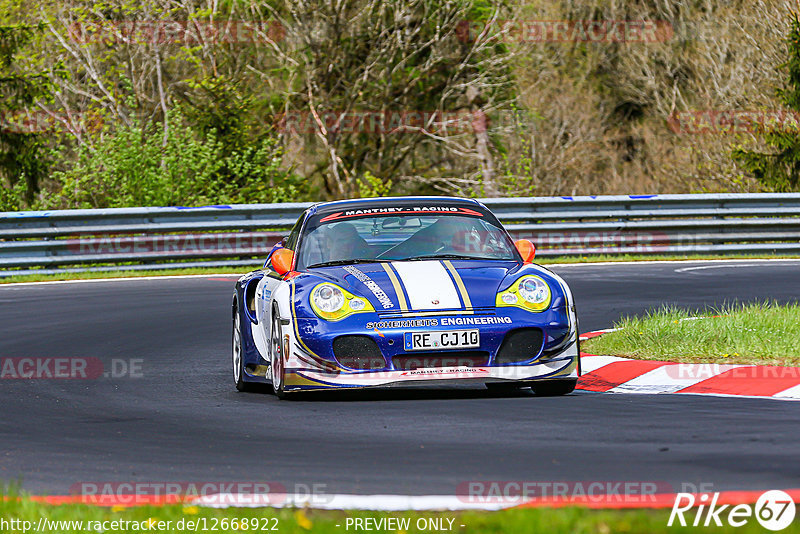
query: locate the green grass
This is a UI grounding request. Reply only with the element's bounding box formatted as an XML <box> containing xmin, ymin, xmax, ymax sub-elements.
<box><xmin>1</xmin><ymin>493</ymin><xmax>797</xmax><ymax>533</ymax></box>
<box><xmin>583</xmin><ymin>303</ymin><xmax>800</xmax><ymax>366</ymax></box>
<box><xmin>1</xmin><ymin>254</ymin><xmax>798</xmax><ymax>284</ymax></box>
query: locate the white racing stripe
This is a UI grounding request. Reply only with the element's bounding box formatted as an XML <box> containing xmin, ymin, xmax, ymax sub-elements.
<box><xmin>391</xmin><ymin>261</ymin><xmax>461</xmax><ymax>310</ymax></box>
<box><xmin>193</xmin><ymin>493</ymin><xmax>510</xmax><ymax>511</ymax></box>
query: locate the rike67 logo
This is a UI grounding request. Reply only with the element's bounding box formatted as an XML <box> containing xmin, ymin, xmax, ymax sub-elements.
<box><xmin>669</xmin><ymin>490</ymin><xmax>795</xmax><ymax>530</ymax></box>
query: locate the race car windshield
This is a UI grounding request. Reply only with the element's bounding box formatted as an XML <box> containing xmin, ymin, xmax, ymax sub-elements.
<box><xmin>297</xmin><ymin>211</ymin><xmax>519</xmax><ymax>269</ymax></box>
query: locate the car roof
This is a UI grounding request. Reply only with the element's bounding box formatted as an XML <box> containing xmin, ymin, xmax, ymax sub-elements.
<box><xmin>306</xmin><ymin>196</ymin><xmax>483</xmax><ymax>216</ymax></box>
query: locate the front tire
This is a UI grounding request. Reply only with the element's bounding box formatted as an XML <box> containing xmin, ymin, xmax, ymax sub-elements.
<box><xmin>531</xmin><ymin>379</ymin><xmax>577</xmax><ymax>396</ymax></box>
<box><xmin>232</xmin><ymin>310</ymin><xmax>253</xmax><ymax>392</ymax></box>
<box><xmin>271</xmin><ymin>305</ymin><xmax>288</xmax><ymax>399</ymax></box>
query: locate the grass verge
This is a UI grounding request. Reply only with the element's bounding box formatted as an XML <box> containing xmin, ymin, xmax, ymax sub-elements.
<box><xmin>2</xmin><ymin>494</ymin><xmax>797</xmax><ymax>533</ymax></box>
<box><xmin>1</xmin><ymin>254</ymin><xmax>799</xmax><ymax>284</ymax></box>
<box><xmin>583</xmin><ymin>303</ymin><xmax>800</xmax><ymax>366</ymax></box>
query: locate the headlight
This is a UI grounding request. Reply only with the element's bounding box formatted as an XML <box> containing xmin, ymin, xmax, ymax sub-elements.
<box><xmin>310</xmin><ymin>283</ymin><xmax>375</xmax><ymax>321</ymax></box>
<box><xmin>519</xmin><ymin>277</ymin><xmax>549</xmax><ymax>304</ymax></box>
<box><xmin>314</xmin><ymin>284</ymin><xmax>344</xmax><ymax>313</ymax></box>
<box><xmin>496</xmin><ymin>275</ymin><xmax>552</xmax><ymax>312</ymax></box>
<box><xmin>349</xmin><ymin>298</ymin><xmax>366</xmax><ymax>311</ymax></box>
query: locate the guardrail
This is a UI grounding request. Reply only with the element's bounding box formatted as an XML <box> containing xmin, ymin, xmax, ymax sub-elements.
<box><xmin>2</xmin><ymin>193</ymin><xmax>800</xmax><ymax>275</ymax></box>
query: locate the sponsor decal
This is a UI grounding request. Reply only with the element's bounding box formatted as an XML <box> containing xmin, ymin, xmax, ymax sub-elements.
<box><xmin>365</xmin><ymin>316</ymin><xmax>512</xmax><ymax>329</ymax></box>
<box><xmin>441</xmin><ymin>316</ymin><xmax>512</xmax><ymax>326</ymax></box>
<box><xmin>342</xmin><ymin>265</ymin><xmax>394</xmax><ymax>309</ymax></box>
<box><xmin>398</xmin><ymin>356</ymin><xmax>485</xmax><ymax>369</ymax></box>
<box><xmin>400</xmin><ymin>367</ymin><xmax>487</xmax><ymax>377</ymax></box>
<box><xmin>320</xmin><ymin>206</ymin><xmax>484</xmax><ymax>223</ymax></box>
<box><xmin>366</xmin><ymin>319</ymin><xmax>439</xmax><ymax>329</ymax></box>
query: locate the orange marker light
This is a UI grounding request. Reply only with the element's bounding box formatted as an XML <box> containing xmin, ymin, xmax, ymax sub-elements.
<box><xmin>514</xmin><ymin>239</ymin><xmax>536</xmax><ymax>263</ymax></box>
<box><xmin>271</xmin><ymin>248</ymin><xmax>294</xmax><ymax>274</ymax></box>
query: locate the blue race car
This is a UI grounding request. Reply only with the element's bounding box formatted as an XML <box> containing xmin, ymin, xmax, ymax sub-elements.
<box><xmin>232</xmin><ymin>196</ymin><xmax>580</xmax><ymax>398</ymax></box>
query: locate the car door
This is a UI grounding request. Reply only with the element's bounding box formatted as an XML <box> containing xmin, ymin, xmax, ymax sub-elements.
<box><xmin>255</xmin><ymin>213</ymin><xmax>305</xmax><ymax>359</ymax></box>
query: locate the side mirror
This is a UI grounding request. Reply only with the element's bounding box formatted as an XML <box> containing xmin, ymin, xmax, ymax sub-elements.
<box><xmin>271</xmin><ymin>248</ymin><xmax>294</xmax><ymax>275</ymax></box>
<box><xmin>515</xmin><ymin>239</ymin><xmax>536</xmax><ymax>263</ymax></box>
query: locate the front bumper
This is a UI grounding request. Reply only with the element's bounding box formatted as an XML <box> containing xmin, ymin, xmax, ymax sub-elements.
<box><xmin>283</xmin><ymin>307</ymin><xmax>579</xmax><ymax>391</ymax></box>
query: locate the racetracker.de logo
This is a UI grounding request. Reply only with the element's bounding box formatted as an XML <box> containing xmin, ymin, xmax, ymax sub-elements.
<box><xmin>67</xmin><ymin>233</ymin><xmax>282</xmax><ymax>257</ymax></box>
<box><xmin>510</xmin><ymin>230</ymin><xmax>674</xmax><ymax>254</ymax></box>
<box><xmin>456</xmin><ymin>480</ymin><xmax>672</xmax><ymax>505</ymax></box>
<box><xmin>0</xmin><ymin>110</ymin><xmax>101</xmax><ymax>134</ymax></box>
<box><xmin>456</xmin><ymin>19</ymin><xmax>673</xmax><ymax>43</ymax></box>
<box><xmin>667</xmin><ymin>110</ymin><xmax>800</xmax><ymax>135</ymax></box>
<box><xmin>67</xmin><ymin>20</ymin><xmax>285</xmax><ymax>45</ymax></box>
<box><xmin>0</xmin><ymin>357</ymin><xmax>142</xmax><ymax>379</ymax></box>
<box><xmin>68</xmin><ymin>482</ymin><xmax>331</xmax><ymax>506</ymax></box>
<box><xmin>664</xmin><ymin>364</ymin><xmax>800</xmax><ymax>381</ymax></box>
<box><xmin>277</xmin><ymin>110</ymin><xmax>490</xmax><ymax>135</ymax></box>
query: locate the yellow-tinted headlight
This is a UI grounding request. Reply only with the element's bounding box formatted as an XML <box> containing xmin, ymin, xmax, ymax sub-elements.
<box><xmin>496</xmin><ymin>275</ymin><xmax>552</xmax><ymax>312</ymax></box>
<box><xmin>310</xmin><ymin>283</ymin><xmax>375</xmax><ymax>321</ymax></box>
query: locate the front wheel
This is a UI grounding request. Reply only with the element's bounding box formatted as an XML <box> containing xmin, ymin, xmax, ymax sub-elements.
<box><xmin>531</xmin><ymin>379</ymin><xmax>577</xmax><ymax>396</ymax></box>
<box><xmin>271</xmin><ymin>306</ymin><xmax>289</xmax><ymax>399</ymax></box>
<box><xmin>232</xmin><ymin>310</ymin><xmax>254</xmax><ymax>392</ymax></box>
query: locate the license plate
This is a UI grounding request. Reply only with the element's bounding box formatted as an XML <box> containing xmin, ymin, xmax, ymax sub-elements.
<box><xmin>403</xmin><ymin>329</ymin><xmax>480</xmax><ymax>351</ymax></box>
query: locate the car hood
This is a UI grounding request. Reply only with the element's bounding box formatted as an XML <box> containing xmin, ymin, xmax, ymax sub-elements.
<box><xmin>298</xmin><ymin>260</ymin><xmax>565</xmax><ymax>313</ymax></box>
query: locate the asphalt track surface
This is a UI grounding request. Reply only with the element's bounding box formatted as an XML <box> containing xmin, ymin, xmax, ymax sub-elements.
<box><xmin>1</xmin><ymin>260</ymin><xmax>799</xmax><ymax>497</ymax></box>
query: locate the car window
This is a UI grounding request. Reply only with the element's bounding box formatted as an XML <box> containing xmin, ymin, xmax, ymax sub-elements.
<box><xmin>285</xmin><ymin>213</ymin><xmax>305</xmax><ymax>251</ymax></box>
<box><xmin>297</xmin><ymin>209</ymin><xmax>517</xmax><ymax>268</ymax></box>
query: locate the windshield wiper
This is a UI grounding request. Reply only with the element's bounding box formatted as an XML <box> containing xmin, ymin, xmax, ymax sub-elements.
<box><xmin>307</xmin><ymin>258</ymin><xmax>392</xmax><ymax>269</ymax></box>
<box><xmin>407</xmin><ymin>254</ymin><xmax>494</xmax><ymax>261</ymax></box>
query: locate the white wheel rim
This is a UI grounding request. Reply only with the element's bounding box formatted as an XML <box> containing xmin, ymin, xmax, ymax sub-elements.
<box><xmin>271</xmin><ymin>314</ymin><xmax>283</xmax><ymax>392</ymax></box>
<box><xmin>233</xmin><ymin>313</ymin><xmax>242</xmax><ymax>383</ymax></box>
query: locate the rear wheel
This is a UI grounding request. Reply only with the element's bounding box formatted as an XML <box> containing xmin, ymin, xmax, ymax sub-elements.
<box><xmin>271</xmin><ymin>305</ymin><xmax>288</xmax><ymax>399</ymax></box>
<box><xmin>232</xmin><ymin>310</ymin><xmax>253</xmax><ymax>392</ymax></box>
<box><xmin>531</xmin><ymin>379</ymin><xmax>577</xmax><ymax>396</ymax></box>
